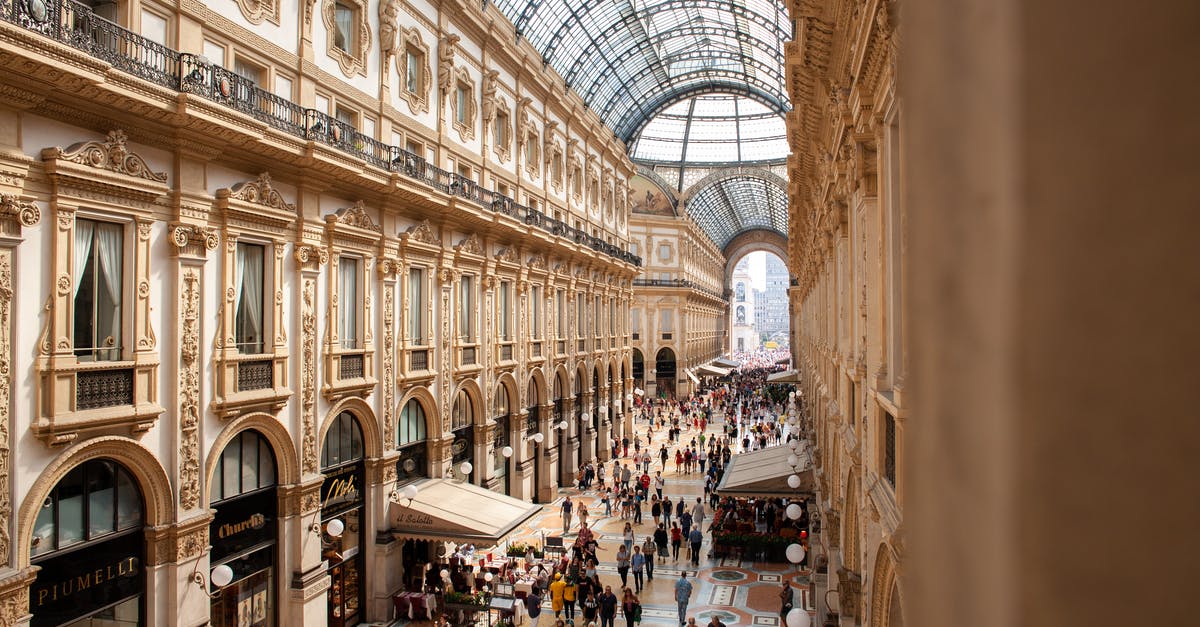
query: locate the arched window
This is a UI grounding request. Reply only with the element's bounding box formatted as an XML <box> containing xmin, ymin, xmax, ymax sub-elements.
<box><xmin>322</xmin><ymin>411</ymin><xmax>364</xmax><ymax>469</ymax></box>
<box><xmin>452</xmin><ymin>391</ymin><xmax>472</xmax><ymax>431</ymax></box>
<box><xmin>494</xmin><ymin>385</ymin><xmax>510</xmax><ymax>419</ymax></box>
<box><xmin>212</xmin><ymin>430</ymin><xmax>277</xmax><ymax>503</ymax></box>
<box><xmin>398</xmin><ymin>399</ymin><xmax>427</xmax><ymax>446</ymax></box>
<box><xmin>526</xmin><ymin>379</ymin><xmax>540</xmax><ymax>433</ymax></box>
<box><xmin>32</xmin><ymin>459</ymin><xmax>143</xmax><ymax>558</ymax></box>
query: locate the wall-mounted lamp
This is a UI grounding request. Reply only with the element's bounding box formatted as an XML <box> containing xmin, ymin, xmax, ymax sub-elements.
<box><xmin>501</xmin><ymin>445</ymin><xmax>514</xmax><ymax>458</ymax></box>
<box><xmin>529</xmin><ymin>432</ymin><xmax>545</xmax><ymax>444</ymax></box>
<box><xmin>192</xmin><ymin>563</ymin><xmax>234</xmax><ymax>598</ymax></box>
<box><xmin>311</xmin><ymin>518</ymin><xmax>345</xmax><ymax>537</ymax></box>
<box><xmin>557</xmin><ymin>420</ymin><xmax>569</xmax><ymax>430</ymax></box>
<box><xmin>389</xmin><ymin>484</ymin><xmax>420</xmax><ymax>506</ymax></box>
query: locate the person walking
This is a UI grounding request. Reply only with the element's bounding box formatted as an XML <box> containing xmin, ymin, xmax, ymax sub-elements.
<box><xmin>779</xmin><ymin>582</ymin><xmax>794</xmax><ymax>620</ymax></box>
<box><xmin>650</xmin><ymin>498</ymin><xmax>662</xmax><ymax>526</ymax></box>
<box><xmin>615</xmin><ymin>544</ymin><xmax>630</xmax><ymax>588</ymax></box>
<box><xmin>597</xmin><ymin>463</ymin><xmax>606</xmax><ymax>490</ymax></box>
<box><xmin>691</xmin><ymin>498</ymin><xmax>707</xmax><ymax>530</ymax></box>
<box><xmin>641</xmin><ymin>534</ymin><xmax>657</xmax><ymax>581</ymax></box>
<box><xmin>562</xmin><ymin>496</ymin><xmax>574</xmax><ymax>534</ymax></box>
<box><xmin>670</xmin><ymin>522</ymin><xmax>683</xmax><ymax>561</ymax></box>
<box><xmin>654</xmin><ymin>471</ymin><xmax>665</xmax><ymax>500</ymax></box>
<box><xmin>653</xmin><ymin>523</ymin><xmax>669</xmax><ymax>562</ymax></box>
<box><xmin>621</xmin><ymin>464</ymin><xmax>632</xmax><ymax>490</ymax></box>
<box><xmin>688</xmin><ymin>526</ymin><xmax>703</xmax><ymax>567</ymax></box>
<box><xmin>578</xmin><ymin>502</ymin><xmax>590</xmax><ymax>530</ymax></box>
<box><xmin>674</xmin><ymin>571</ymin><xmax>694</xmax><ymax>626</ymax></box>
<box><xmin>526</xmin><ymin>586</ymin><xmax>545</xmax><ymax>627</ymax></box>
<box><xmin>662</xmin><ymin>495</ymin><xmax>673</xmax><ymax>527</ymax></box>
<box><xmin>550</xmin><ymin>574</ymin><xmax>567</xmax><ymax>618</ymax></box>
<box><xmin>597</xmin><ymin>586</ymin><xmax>618</xmax><ymax>627</ymax></box>
<box><xmin>582</xmin><ymin>591</ymin><xmax>598</xmax><ymax>624</ymax></box>
<box><xmin>621</xmin><ymin>589</ymin><xmax>641</xmax><ymax>627</ymax></box>
<box><xmin>630</xmin><ymin>546</ymin><xmax>646</xmax><ymax>593</ymax></box>
<box><xmin>564</xmin><ymin>577</ymin><xmax>578</xmax><ymax>619</ymax></box>
<box><xmin>622</xmin><ymin>522</ymin><xmax>635</xmax><ymax>554</ymax></box>
<box><xmin>659</xmin><ymin>444</ymin><xmax>669</xmax><ymax>470</ymax></box>
<box><xmin>675</xmin><ymin>496</ymin><xmax>686</xmax><ymax>521</ymax></box>
<box><xmin>601</xmin><ymin>489</ymin><xmax>613</xmax><ymax>517</ymax></box>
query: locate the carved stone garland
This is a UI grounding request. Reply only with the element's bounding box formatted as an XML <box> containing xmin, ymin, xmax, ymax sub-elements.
<box><xmin>0</xmin><ymin>250</ymin><xmax>11</xmax><ymax>565</ymax></box>
<box><xmin>178</xmin><ymin>269</ymin><xmax>202</xmax><ymax>510</ymax></box>
<box><xmin>380</xmin><ymin>262</ymin><xmax>396</xmax><ymax>449</ymax></box>
<box><xmin>301</xmin><ymin>277</ymin><xmax>319</xmax><ymax>474</ymax></box>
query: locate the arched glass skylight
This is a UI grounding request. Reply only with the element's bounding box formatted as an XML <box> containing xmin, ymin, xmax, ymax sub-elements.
<box><xmin>630</xmin><ymin>94</ymin><xmax>790</xmax><ymax>164</ymax></box>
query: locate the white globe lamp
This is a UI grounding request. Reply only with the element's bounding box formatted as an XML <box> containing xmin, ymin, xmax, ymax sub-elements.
<box><xmin>501</xmin><ymin>446</ymin><xmax>514</xmax><ymax>458</ymax></box>
<box><xmin>785</xmin><ymin>543</ymin><xmax>806</xmax><ymax>564</ymax></box>
<box><xmin>786</xmin><ymin>608</ymin><xmax>810</xmax><ymax>627</ymax></box>
<box><xmin>325</xmin><ymin>518</ymin><xmax>345</xmax><ymax>538</ymax></box>
<box><xmin>787</xmin><ymin>475</ymin><xmax>802</xmax><ymax>490</ymax></box>
<box><xmin>210</xmin><ymin>564</ymin><xmax>234</xmax><ymax>588</ymax></box>
<box><xmin>402</xmin><ymin>484</ymin><xmax>419</xmax><ymax>501</ymax></box>
<box><xmin>460</xmin><ymin>461</ymin><xmax>473</xmax><ymax>476</ymax></box>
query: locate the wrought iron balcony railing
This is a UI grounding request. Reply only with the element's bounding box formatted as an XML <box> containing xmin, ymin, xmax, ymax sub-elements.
<box><xmin>2</xmin><ymin>0</ymin><xmax>642</xmax><ymax>267</ymax></box>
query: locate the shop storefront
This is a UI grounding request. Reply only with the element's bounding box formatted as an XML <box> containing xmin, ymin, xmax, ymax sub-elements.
<box><xmin>29</xmin><ymin>459</ymin><xmax>145</xmax><ymax>627</ymax></box>
<box><xmin>320</xmin><ymin>412</ymin><xmax>366</xmax><ymax>627</ymax></box>
<box><xmin>396</xmin><ymin>399</ymin><xmax>429</xmax><ymax>484</ymax></box>
<box><xmin>492</xmin><ymin>385</ymin><xmax>510</xmax><ymax>495</ymax></box>
<box><xmin>209</xmin><ymin>430</ymin><xmax>278</xmax><ymax>627</ymax></box>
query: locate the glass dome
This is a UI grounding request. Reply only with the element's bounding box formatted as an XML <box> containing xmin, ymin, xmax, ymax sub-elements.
<box><xmin>630</xmin><ymin>94</ymin><xmax>790</xmax><ymax>164</ymax></box>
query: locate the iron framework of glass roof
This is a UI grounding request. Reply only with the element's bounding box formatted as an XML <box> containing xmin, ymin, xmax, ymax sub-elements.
<box><xmin>630</xmin><ymin>94</ymin><xmax>790</xmax><ymax>164</ymax></box>
<box><xmin>686</xmin><ymin>174</ymin><xmax>788</xmax><ymax>248</ymax></box>
<box><xmin>492</xmin><ymin>0</ymin><xmax>791</xmax><ymax>143</ymax></box>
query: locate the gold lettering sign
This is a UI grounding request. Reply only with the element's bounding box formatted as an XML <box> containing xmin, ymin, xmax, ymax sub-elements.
<box><xmin>322</xmin><ymin>473</ymin><xmax>359</xmax><ymax>510</ymax></box>
<box><xmin>34</xmin><ymin>557</ymin><xmax>138</xmax><ymax>607</ymax></box>
<box><xmin>217</xmin><ymin>513</ymin><xmax>267</xmax><ymax>539</ymax></box>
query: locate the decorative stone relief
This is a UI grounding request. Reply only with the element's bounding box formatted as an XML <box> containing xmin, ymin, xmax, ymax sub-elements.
<box><xmin>0</xmin><ymin>250</ymin><xmax>12</xmax><ymax>564</ymax></box>
<box><xmin>49</xmin><ymin>130</ymin><xmax>166</xmax><ymax>183</ymax></box>
<box><xmin>301</xmin><ymin>278</ymin><xmax>318</xmax><ymax>474</ymax></box>
<box><xmin>381</xmin><ymin>269</ymin><xmax>396</xmax><ymax>448</ymax></box>
<box><xmin>379</xmin><ymin>0</ymin><xmax>401</xmax><ymax>73</ymax></box>
<box><xmin>455</xmin><ymin>233</ymin><xmax>482</xmax><ymax>256</ymax></box>
<box><xmin>236</xmin><ymin>0</ymin><xmax>279</xmax><ymax>25</ymax></box>
<box><xmin>404</xmin><ymin>220</ymin><xmax>439</xmax><ymax>245</ymax></box>
<box><xmin>0</xmin><ymin>193</ymin><xmax>41</xmax><ymax>227</ymax></box>
<box><xmin>178</xmin><ymin>269</ymin><xmax>202</xmax><ymax>511</ymax></box>
<box><xmin>229</xmin><ymin>172</ymin><xmax>295</xmax><ymax>212</ymax></box>
<box><xmin>438</xmin><ymin>33</ymin><xmax>460</xmax><ymax>100</ymax></box>
<box><xmin>334</xmin><ymin>200</ymin><xmax>382</xmax><ymax>232</ymax></box>
<box><xmin>495</xmin><ymin>247</ymin><xmax>518</xmax><ymax>264</ymax></box>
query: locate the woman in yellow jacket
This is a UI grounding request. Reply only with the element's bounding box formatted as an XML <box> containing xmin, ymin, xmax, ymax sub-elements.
<box><xmin>549</xmin><ymin>573</ymin><xmax>567</xmax><ymax>618</ymax></box>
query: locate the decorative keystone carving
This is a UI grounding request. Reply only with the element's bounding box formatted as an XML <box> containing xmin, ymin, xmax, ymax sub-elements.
<box><xmin>228</xmin><ymin>173</ymin><xmax>295</xmax><ymax>212</ymax></box>
<box><xmin>49</xmin><ymin>130</ymin><xmax>167</xmax><ymax>183</ymax></box>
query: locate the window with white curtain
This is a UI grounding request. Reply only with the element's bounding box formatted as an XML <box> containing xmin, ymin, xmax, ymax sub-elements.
<box><xmin>660</xmin><ymin>308</ymin><xmax>674</xmax><ymax>333</ymax></box>
<box><xmin>73</xmin><ymin>219</ymin><xmax>124</xmax><ymax>362</ymax></box>
<box><xmin>334</xmin><ymin>2</ymin><xmax>354</xmax><ymax>52</ymax></box>
<box><xmin>531</xmin><ymin>285</ymin><xmax>543</xmax><ymax>339</ymax></box>
<box><xmin>499</xmin><ymin>281</ymin><xmax>512</xmax><ymax>341</ymax></box>
<box><xmin>408</xmin><ymin>267</ymin><xmax>425</xmax><ymax>344</ymax></box>
<box><xmin>339</xmin><ymin>256</ymin><xmax>359</xmax><ymax>349</ymax></box>
<box><xmin>235</xmin><ymin>242</ymin><xmax>265</xmax><ymax>354</ymax></box>
<box><xmin>556</xmin><ymin>289</ymin><xmax>565</xmax><ymax>338</ymax></box>
<box><xmin>459</xmin><ymin>275</ymin><xmax>475</xmax><ymax>341</ymax></box>
<box><xmin>576</xmin><ymin>291</ymin><xmax>585</xmax><ymax>337</ymax></box>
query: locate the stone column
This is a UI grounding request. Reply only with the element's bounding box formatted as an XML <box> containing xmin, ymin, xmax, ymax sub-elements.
<box><xmin>905</xmin><ymin>2</ymin><xmax>1200</xmax><ymax>627</ymax></box>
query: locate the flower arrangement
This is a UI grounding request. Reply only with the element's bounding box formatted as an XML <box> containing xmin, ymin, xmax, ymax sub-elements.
<box><xmin>444</xmin><ymin>590</ymin><xmax>488</xmax><ymax>607</ymax></box>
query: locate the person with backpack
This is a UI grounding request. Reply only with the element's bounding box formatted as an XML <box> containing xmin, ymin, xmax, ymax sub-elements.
<box><xmin>653</xmin><ymin>523</ymin><xmax>669</xmax><ymax>562</ymax></box>
<box><xmin>597</xmin><ymin>585</ymin><xmax>618</xmax><ymax>627</ymax></box>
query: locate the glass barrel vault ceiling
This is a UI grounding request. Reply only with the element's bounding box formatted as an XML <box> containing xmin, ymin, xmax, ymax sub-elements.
<box><xmin>630</xmin><ymin>94</ymin><xmax>790</xmax><ymax>164</ymax></box>
<box><xmin>687</xmin><ymin>175</ymin><xmax>788</xmax><ymax>248</ymax></box>
<box><xmin>492</xmin><ymin>0</ymin><xmax>791</xmax><ymax>143</ymax></box>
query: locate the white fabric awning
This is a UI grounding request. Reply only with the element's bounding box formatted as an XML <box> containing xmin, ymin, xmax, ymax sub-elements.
<box><xmin>388</xmin><ymin>478</ymin><xmax>542</xmax><ymax>546</ymax></box>
<box><xmin>685</xmin><ymin>369</ymin><xmax>700</xmax><ymax>385</ymax></box>
<box><xmin>713</xmin><ymin>357</ymin><xmax>741</xmax><ymax>368</ymax></box>
<box><xmin>697</xmin><ymin>364</ymin><xmax>733</xmax><ymax>377</ymax></box>
<box><xmin>716</xmin><ymin>445</ymin><xmax>814</xmax><ymax>497</ymax></box>
<box><xmin>767</xmin><ymin>369</ymin><xmax>801</xmax><ymax>383</ymax></box>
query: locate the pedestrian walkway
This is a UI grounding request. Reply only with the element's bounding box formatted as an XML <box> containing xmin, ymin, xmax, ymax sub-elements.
<box><xmin>494</xmin><ymin>410</ymin><xmax>813</xmax><ymax>627</ymax></box>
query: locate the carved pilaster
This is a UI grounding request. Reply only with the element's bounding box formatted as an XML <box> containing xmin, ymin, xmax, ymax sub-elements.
<box><xmin>379</xmin><ymin>257</ymin><xmax>398</xmax><ymax>449</ymax></box>
<box><xmin>301</xmin><ymin>277</ymin><xmax>319</xmax><ymax>474</ymax></box>
<box><xmin>0</xmin><ymin>247</ymin><xmax>12</xmax><ymax>565</ymax></box>
<box><xmin>177</xmin><ymin>269</ymin><xmax>203</xmax><ymax>511</ymax></box>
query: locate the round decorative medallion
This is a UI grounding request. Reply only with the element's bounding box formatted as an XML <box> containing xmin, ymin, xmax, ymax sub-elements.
<box><xmin>402</xmin><ymin>458</ymin><xmax>417</xmax><ymax>472</ymax></box>
<box><xmin>711</xmin><ymin>570</ymin><xmax>748</xmax><ymax>582</ymax></box>
<box><xmin>218</xmin><ymin>77</ymin><xmax>232</xmax><ymax>98</ymax></box>
<box><xmin>25</xmin><ymin>0</ymin><xmax>48</xmax><ymax>23</ymax></box>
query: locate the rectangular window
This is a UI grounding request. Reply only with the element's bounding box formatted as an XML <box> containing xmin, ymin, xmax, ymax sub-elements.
<box><xmin>631</xmin><ymin>309</ymin><xmax>641</xmax><ymax>335</ymax></box>
<box><xmin>499</xmin><ymin>281</ymin><xmax>512</xmax><ymax>341</ymax></box>
<box><xmin>235</xmin><ymin>243</ymin><xmax>265</xmax><ymax>354</ymax></box>
<box><xmin>141</xmin><ymin>10</ymin><xmax>168</xmax><ymax>46</ymax></box>
<box><xmin>556</xmin><ymin>289</ymin><xmax>565</xmax><ymax>338</ymax></box>
<box><xmin>884</xmin><ymin>412</ymin><xmax>897</xmax><ymax>487</ymax></box>
<box><xmin>594</xmin><ymin>295</ymin><xmax>601</xmax><ymax>336</ymax></box>
<box><xmin>339</xmin><ymin>256</ymin><xmax>359</xmax><ymax>349</ymax></box>
<box><xmin>408</xmin><ymin>267</ymin><xmax>424</xmax><ymax>344</ymax></box>
<box><xmin>531</xmin><ymin>286</ymin><xmax>543</xmax><ymax>339</ymax></box>
<box><xmin>73</xmin><ymin>219</ymin><xmax>124</xmax><ymax>362</ymax></box>
<box><xmin>335</xmin><ymin>106</ymin><xmax>356</xmax><ymax>129</ymax></box>
<box><xmin>334</xmin><ymin>2</ymin><xmax>354</xmax><ymax>52</ymax></box>
<box><xmin>576</xmin><ymin>292</ymin><xmax>585</xmax><ymax>338</ymax></box>
<box><xmin>609</xmin><ymin>298</ymin><xmax>615</xmax><ymax>334</ymax></box>
<box><xmin>659</xmin><ymin>309</ymin><xmax>673</xmax><ymax>333</ymax></box>
<box><xmin>405</xmin><ymin>48</ymin><xmax>422</xmax><ymax>94</ymax></box>
<box><xmin>455</xmin><ymin>85</ymin><xmax>468</xmax><ymax>124</ymax></box>
<box><xmin>458</xmin><ymin>275</ymin><xmax>475</xmax><ymax>341</ymax></box>
<box><xmin>495</xmin><ymin>112</ymin><xmax>509</xmax><ymax>148</ymax></box>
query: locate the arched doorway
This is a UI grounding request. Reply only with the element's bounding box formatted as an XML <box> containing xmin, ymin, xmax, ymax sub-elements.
<box><xmin>526</xmin><ymin>378</ymin><xmax>543</xmax><ymax>503</ymax></box>
<box><xmin>209</xmin><ymin>430</ymin><xmax>279</xmax><ymax>627</ymax></box>
<box><xmin>30</xmin><ymin>459</ymin><xmax>146</xmax><ymax>627</ymax></box>
<box><xmin>450</xmin><ymin>390</ymin><xmax>475</xmax><ymax>483</ymax></box>
<box><xmin>320</xmin><ymin>412</ymin><xmax>365</xmax><ymax>627</ymax></box>
<box><xmin>396</xmin><ymin>399</ymin><xmax>430</xmax><ymax>484</ymax></box>
<box><xmin>632</xmin><ymin>349</ymin><xmax>644</xmax><ymax>389</ymax></box>
<box><xmin>557</xmin><ymin>371</ymin><xmax>572</xmax><ymax>486</ymax></box>
<box><xmin>655</xmin><ymin>347</ymin><xmax>677</xmax><ymax>399</ymax></box>
<box><xmin>493</xmin><ymin>383</ymin><xmax>512</xmax><ymax>495</ymax></box>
